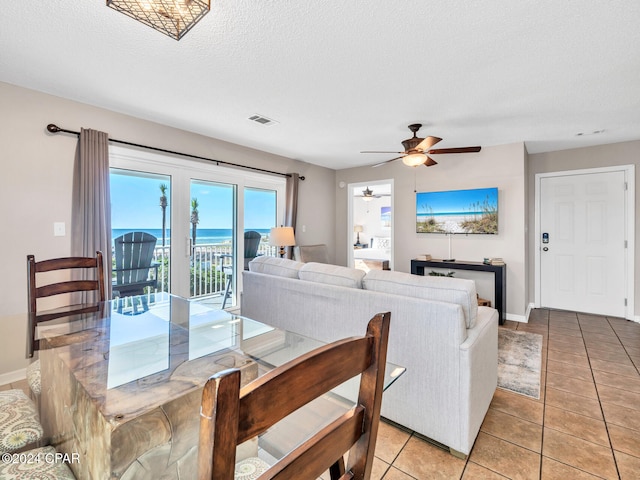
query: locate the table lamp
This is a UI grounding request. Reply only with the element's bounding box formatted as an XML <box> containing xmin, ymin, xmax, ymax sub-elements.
<box><xmin>354</xmin><ymin>225</ymin><xmax>364</xmax><ymax>245</ymax></box>
<box><xmin>269</xmin><ymin>226</ymin><xmax>296</xmax><ymax>258</ymax></box>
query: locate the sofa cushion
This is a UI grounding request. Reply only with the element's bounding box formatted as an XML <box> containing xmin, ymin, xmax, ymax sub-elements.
<box><xmin>248</xmin><ymin>256</ymin><xmax>303</xmax><ymax>278</ymax></box>
<box><xmin>363</xmin><ymin>270</ymin><xmax>478</xmax><ymax>328</ymax></box>
<box><xmin>299</xmin><ymin>262</ymin><xmax>365</xmax><ymax>289</ymax></box>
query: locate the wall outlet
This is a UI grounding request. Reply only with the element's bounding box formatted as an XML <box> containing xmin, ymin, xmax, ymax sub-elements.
<box><xmin>54</xmin><ymin>222</ymin><xmax>66</xmax><ymax>237</ymax></box>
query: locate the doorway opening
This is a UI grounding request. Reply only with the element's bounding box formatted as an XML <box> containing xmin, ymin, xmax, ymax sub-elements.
<box><xmin>348</xmin><ymin>180</ymin><xmax>393</xmax><ymax>272</ymax></box>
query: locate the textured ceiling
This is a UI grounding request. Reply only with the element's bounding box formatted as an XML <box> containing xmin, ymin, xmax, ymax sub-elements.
<box><xmin>2</xmin><ymin>1</ymin><xmax>639</xmax><ymax>170</ymax></box>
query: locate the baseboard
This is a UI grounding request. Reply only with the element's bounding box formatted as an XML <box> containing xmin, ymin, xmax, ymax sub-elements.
<box><xmin>505</xmin><ymin>312</ymin><xmax>529</xmax><ymax>323</ymax></box>
<box><xmin>0</xmin><ymin>368</ymin><xmax>26</xmax><ymax>387</ymax></box>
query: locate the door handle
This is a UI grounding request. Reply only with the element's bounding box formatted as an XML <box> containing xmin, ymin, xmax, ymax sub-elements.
<box><xmin>542</xmin><ymin>247</ymin><xmax>549</xmax><ymax>252</ymax></box>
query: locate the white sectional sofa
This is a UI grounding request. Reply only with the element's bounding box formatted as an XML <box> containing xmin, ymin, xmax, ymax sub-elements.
<box><xmin>241</xmin><ymin>257</ymin><xmax>499</xmax><ymax>456</ymax></box>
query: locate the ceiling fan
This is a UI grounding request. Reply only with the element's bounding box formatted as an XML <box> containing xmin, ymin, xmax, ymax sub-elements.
<box><xmin>354</xmin><ymin>186</ymin><xmax>390</xmax><ymax>200</ymax></box>
<box><xmin>361</xmin><ymin>124</ymin><xmax>481</xmax><ymax>167</ymax></box>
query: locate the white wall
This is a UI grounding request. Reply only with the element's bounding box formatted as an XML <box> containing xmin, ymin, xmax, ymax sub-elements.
<box><xmin>0</xmin><ymin>82</ymin><xmax>336</xmax><ymax>376</ymax></box>
<box><xmin>336</xmin><ymin>143</ymin><xmax>528</xmax><ymax>320</ymax></box>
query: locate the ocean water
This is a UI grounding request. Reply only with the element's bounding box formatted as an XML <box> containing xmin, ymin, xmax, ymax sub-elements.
<box><xmin>112</xmin><ymin>228</ymin><xmax>271</xmax><ymax>246</ymax></box>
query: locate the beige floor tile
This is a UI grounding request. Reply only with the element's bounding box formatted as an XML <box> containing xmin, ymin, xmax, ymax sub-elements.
<box><xmin>544</xmin><ymin>405</ymin><xmax>609</xmax><ymax>447</ymax></box>
<box><xmin>489</xmin><ymin>388</ymin><xmax>544</xmax><ymax>424</ymax></box>
<box><xmin>392</xmin><ymin>436</ymin><xmax>466</xmax><ymax>480</ymax></box>
<box><xmin>462</xmin><ymin>462</ymin><xmax>508</xmax><ymax>479</ymax></box>
<box><xmin>623</xmin><ymin>344</ymin><xmax>640</xmax><ymax>357</ymax></box>
<box><xmin>547</xmin><ymin>340</ymin><xmax>587</xmax><ymax>357</ymax></box>
<box><xmin>381</xmin><ymin>466</ymin><xmax>416</xmax><ymax>480</ymax></box>
<box><xmin>593</xmin><ymin>369</ymin><xmax>640</xmax><ymax>393</ymax></box>
<box><xmin>545</xmin><ymin>387</ymin><xmax>603</xmax><ymax>420</ymax></box>
<box><xmin>540</xmin><ymin>457</ymin><xmax>604</xmax><ymax>479</ymax></box>
<box><xmin>469</xmin><ymin>432</ymin><xmax>540</xmax><ymax>480</ymax></box>
<box><xmin>546</xmin><ymin>349</ymin><xmax>590</xmax><ymax>368</ymax></box>
<box><xmin>614</xmin><ymin>328</ymin><xmax>640</xmax><ymax>340</ymax></box>
<box><xmin>548</xmin><ymin>326</ymin><xmax>583</xmax><ymax>338</ymax></box>
<box><xmin>602</xmin><ymin>401</ymin><xmax>640</xmax><ymax>432</ymax></box>
<box><xmin>590</xmin><ymin>358</ymin><xmax>640</xmax><ymax>378</ymax></box>
<box><xmin>370</xmin><ymin>457</ymin><xmax>391</xmax><ymax>480</ymax></box>
<box><xmin>587</xmin><ymin>348</ymin><xmax>633</xmax><ymax>365</ymax></box>
<box><xmin>542</xmin><ymin>428</ymin><xmax>618</xmax><ymax>479</ymax></box>
<box><xmin>614</xmin><ymin>450</ymin><xmax>640</xmax><ymax>480</ymax></box>
<box><xmin>548</xmin><ymin>333</ymin><xmax>585</xmax><ymax>347</ymax></box>
<box><xmin>584</xmin><ymin>341</ymin><xmax>626</xmax><ymax>355</ymax></box>
<box><xmin>580</xmin><ymin>324</ymin><xmax>616</xmax><ymax>336</ymax></box>
<box><xmin>480</xmin><ymin>408</ymin><xmax>542</xmax><ymax>452</ymax></box>
<box><xmin>546</xmin><ymin>359</ymin><xmax>593</xmax><ymax>382</ymax></box>
<box><xmin>546</xmin><ymin>371</ymin><xmax>598</xmax><ymax>399</ymax></box>
<box><xmin>549</xmin><ymin>318</ymin><xmax>580</xmax><ymax>328</ymax></box>
<box><xmin>597</xmin><ymin>384</ymin><xmax>640</xmax><ymax>411</ymax></box>
<box><xmin>607</xmin><ymin>424</ymin><xmax>640</xmax><ymax>459</ymax></box>
<box><xmin>577</xmin><ymin>312</ymin><xmax>608</xmax><ymax>321</ymax></box>
<box><xmin>375</xmin><ymin>420</ymin><xmax>411</xmax><ymax>464</ymax></box>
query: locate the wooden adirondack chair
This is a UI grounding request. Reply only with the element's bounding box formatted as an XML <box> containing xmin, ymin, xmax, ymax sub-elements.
<box><xmin>112</xmin><ymin>232</ymin><xmax>159</xmax><ymax>314</ymax></box>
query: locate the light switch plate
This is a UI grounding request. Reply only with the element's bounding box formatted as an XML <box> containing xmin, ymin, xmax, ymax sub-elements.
<box><xmin>54</xmin><ymin>222</ymin><xmax>66</xmax><ymax>237</ymax></box>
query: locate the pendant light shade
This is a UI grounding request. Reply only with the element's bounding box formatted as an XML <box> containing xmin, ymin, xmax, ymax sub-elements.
<box><xmin>107</xmin><ymin>0</ymin><xmax>210</xmax><ymax>40</ymax></box>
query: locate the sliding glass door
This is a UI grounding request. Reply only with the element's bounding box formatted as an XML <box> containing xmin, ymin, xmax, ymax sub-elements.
<box><xmin>109</xmin><ymin>146</ymin><xmax>285</xmax><ymax>309</ymax></box>
<box><xmin>189</xmin><ymin>179</ymin><xmax>236</xmax><ymax>303</ymax></box>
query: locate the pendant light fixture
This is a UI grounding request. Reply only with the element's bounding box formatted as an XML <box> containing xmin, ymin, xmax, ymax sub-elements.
<box><xmin>107</xmin><ymin>0</ymin><xmax>210</xmax><ymax>40</ymax></box>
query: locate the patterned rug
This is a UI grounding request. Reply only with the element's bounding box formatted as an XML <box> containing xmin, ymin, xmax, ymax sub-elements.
<box><xmin>497</xmin><ymin>329</ymin><xmax>543</xmax><ymax>399</ymax></box>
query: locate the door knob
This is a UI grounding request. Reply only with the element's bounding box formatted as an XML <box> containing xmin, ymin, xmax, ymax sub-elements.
<box><xmin>542</xmin><ymin>247</ymin><xmax>549</xmax><ymax>252</ymax></box>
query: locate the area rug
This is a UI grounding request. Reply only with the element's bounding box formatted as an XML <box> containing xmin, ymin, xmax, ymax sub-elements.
<box><xmin>498</xmin><ymin>329</ymin><xmax>543</xmax><ymax>399</ymax></box>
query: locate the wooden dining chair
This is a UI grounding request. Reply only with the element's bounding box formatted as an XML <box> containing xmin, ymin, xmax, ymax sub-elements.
<box><xmin>26</xmin><ymin>251</ymin><xmax>106</xmax><ymax>401</ymax></box>
<box><xmin>198</xmin><ymin>311</ymin><xmax>391</xmax><ymax>480</ymax></box>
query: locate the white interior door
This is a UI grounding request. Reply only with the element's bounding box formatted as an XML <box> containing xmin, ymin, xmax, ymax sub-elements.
<box><xmin>539</xmin><ymin>170</ymin><xmax>626</xmax><ymax>317</ymax></box>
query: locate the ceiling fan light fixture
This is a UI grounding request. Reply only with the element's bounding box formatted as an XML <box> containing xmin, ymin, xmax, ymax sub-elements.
<box><xmin>106</xmin><ymin>0</ymin><xmax>210</xmax><ymax>40</ymax></box>
<box><xmin>402</xmin><ymin>152</ymin><xmax>427</xmax><ymax>167</ymax></box>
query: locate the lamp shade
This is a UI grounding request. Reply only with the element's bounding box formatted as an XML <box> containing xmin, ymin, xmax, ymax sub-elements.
<box><xmin>402</xmin><ymin>153</ymin><xmax>427</xmax><ymax>167</ymax></box>
<box><xmin>354</xmin><ymin>225</ymin><xmax>364</xmax><ymax>233</ymax></box>
<box><xmin>269</xmin><ymin>226</ymin><xmax>296</xmax><ymax>247</ymax></box>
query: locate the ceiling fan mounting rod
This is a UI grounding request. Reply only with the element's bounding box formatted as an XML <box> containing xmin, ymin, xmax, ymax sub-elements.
<box><xmin>408</xmin><ymin>123</ymin><xmax>422</xmax><ymax>137</ymax></box>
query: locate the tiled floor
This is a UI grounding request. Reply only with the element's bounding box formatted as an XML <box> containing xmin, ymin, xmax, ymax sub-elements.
<box><xmin>3</xmin><ymin>308</ymin><xmax>639</xmax><ymax>479</ymax></box>
<box><xmin>371</xmin><ymin>309</ymin><xmax>640</xmax><ymax>479</ymax></box>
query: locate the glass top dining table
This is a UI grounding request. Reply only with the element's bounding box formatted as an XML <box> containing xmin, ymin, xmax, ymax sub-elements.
<box><xmin>36</xmin><ymin>294</ymin><xmax>404</xmax><ymax>479</ymax></box>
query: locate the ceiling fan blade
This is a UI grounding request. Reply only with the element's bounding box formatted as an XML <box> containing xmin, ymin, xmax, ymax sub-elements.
<box><xmin>371</xmin><ymin>156</ymin><xmax>405</xmax><ymax>168</ymax></box>
<box><xmin>415</xmin><ymin>136</ymin><xmax>443</xmax><ymax>152</ymax></box>
<box><xmin>424</xmin><ymin>156</ymin><xmax>438</xmax><ymax>167</ymax></box>
<box><xmin>360</xmin><ymin>150</ymin><xmax>406</xmax><ymax>154</ymax></box>
<box><xmin>428</xmin><ymin>146</ymin><xmax>482</xmax><ymax>154</ymax></box>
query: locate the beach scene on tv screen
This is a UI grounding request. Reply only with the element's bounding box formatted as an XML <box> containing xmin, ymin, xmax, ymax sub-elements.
<box><xmin>416</xmin><ymin>187</ymin><xmax>498</xmax><ymax>234</ymax></box>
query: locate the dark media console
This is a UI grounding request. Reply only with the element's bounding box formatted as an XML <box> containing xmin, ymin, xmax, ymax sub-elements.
<box><xmin>411</xmin><ymin>259</ymin><xmax>507</xmax><ymax>325</ymax></box>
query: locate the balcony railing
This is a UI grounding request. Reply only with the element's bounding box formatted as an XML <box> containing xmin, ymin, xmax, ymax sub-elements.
<box><xmin>151</xmin><ymin>242</ymin><xmax>278</xmax><ymax>299</ymax></box>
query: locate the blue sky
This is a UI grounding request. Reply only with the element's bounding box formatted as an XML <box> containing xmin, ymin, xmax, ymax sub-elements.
<box><xmin>416</xmin><ymin>187</ymin><xmax>498</xmax><ymax>215</ymax></box>
<box><xmin>110</xmin><ymin>170</ymin><xmax>276</xmax><ymax>229</ymax></box>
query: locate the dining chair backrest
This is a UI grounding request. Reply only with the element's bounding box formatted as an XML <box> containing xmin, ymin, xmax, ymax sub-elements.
<box><xmin>243</xmin><ymin>230</ymin><xmax>262</xmax><ymax>270</ymax></box>
<box><xmin>198</xmin><ymin>311</ymin><xmax>391</xmax><ymax>480</ymax></box>
<box><xmin>26</xmin><ymin>251</ymin><xmax>105</xmax><ymax>356</ymax></box>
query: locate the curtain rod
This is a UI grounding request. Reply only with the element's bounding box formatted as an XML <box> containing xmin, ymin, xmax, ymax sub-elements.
<box><xmin>46</xmin><ymin>124</ymin><xmax>304</xmax><ymax>180</ymax></box>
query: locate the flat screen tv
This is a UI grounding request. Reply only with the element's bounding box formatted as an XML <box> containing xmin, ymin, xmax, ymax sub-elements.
<box><xmin>416</xmin><ymin>187</ymin><xmax>498</xmax><ymax>234</ymax></box>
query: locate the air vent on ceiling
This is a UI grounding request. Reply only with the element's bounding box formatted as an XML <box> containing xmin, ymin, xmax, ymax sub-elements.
<box><xmin>248</xmin><ymin>114</ymin><xmax>278</xmax><ymax>126</ymax></box>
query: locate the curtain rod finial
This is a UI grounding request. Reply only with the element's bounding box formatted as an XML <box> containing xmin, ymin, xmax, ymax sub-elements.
<box><xmin>47</xmin><ymin>124</ymin><xmax>61</xmax><ymax>133</ymax></box>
